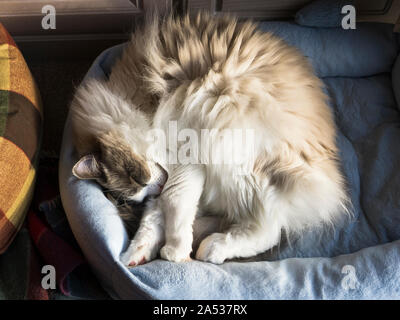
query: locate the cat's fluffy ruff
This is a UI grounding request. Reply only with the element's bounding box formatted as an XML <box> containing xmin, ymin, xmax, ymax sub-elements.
<box><xmin>71</xmin><ymin>13</ymin><xmax>350</xmax><ymax>265</ymax></box>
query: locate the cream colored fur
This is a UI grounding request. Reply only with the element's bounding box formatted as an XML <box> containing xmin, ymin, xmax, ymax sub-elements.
<box><xmin>70</xmin><ymin>13</ymin><xmax>350</xmax><ymax>265</ymax></box>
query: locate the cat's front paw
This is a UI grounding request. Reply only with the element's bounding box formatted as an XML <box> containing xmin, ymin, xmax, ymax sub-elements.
<box><xmin>160</xmin><ymin>244</ymin><xmax>192</xmax><ymax>263</ymax></box>
<box><xmin>195</xmin><ymin>233</ymin><xmax>228</xmax><ymax>264</ymax></box>
<box><xmin>121</xmin><ymin>240</ymin><xmax>160</xmax><ymax>267</ymax></box>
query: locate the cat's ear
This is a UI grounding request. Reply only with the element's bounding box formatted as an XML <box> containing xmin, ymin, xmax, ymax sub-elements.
<box><xmin>72</xmin><ymin>154</ymin><xmax>101</xmax><ymax>180</ymax></box>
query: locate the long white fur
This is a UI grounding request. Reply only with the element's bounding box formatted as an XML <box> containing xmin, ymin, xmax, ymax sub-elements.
<box><xmin>72</xmin><ymin>13</ymin><xmax>350</xmax><ymax>265</ymax></box>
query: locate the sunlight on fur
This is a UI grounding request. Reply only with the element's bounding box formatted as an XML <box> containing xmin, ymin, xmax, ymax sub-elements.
<box><xmin>69</xmin><ymin>12</ymin><xmax>351</xmax><ymax>266</ymax></box>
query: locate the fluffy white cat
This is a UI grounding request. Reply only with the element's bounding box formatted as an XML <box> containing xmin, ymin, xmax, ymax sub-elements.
<box><xmin>70</xmin><ymin>12</ymin><xmax>350</xmax><ymax>266</ymax></box>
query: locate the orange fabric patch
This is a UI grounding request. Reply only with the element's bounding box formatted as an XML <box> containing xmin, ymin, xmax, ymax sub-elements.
<box><xmin>0</xmin><ymin>23</ymin><xmax>16</xmax><ymax>47</ymax></box>
<box><xmin>0</xmin><ymin>137</ymin><xmax>31</xmax><ymax>216</ymax></box>
<box><xmin>8</xmin><ymin>46</ymin><xmax>42</xmax><ymax>115</ymax></box>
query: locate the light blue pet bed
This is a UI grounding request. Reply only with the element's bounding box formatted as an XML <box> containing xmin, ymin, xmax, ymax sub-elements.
<box><xmin>59</xmin><ymin>14</ymin><xmax>400</xmax><ymax>299</ymax></box>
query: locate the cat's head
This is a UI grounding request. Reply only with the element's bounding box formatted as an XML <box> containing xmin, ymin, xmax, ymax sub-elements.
<box><xmin>72</xmin><ymin>131</ymin><xmax>168</xmax><ymax>203</ymax></box>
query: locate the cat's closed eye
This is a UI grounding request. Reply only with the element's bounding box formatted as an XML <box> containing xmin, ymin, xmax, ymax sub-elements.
<box><xmin>129</xmin><ymin>176</ymin><xmax>146</xmax><ymax>187</ymax></box>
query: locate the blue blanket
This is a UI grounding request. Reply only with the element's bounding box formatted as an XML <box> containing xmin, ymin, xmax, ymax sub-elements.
<box><xmin>59</xmin><ymin>22</ymin><xmax>400</xmax><ymax>299</ymax></box>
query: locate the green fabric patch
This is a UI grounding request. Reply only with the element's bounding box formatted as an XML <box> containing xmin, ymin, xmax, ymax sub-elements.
<box><xmin>0</xmin><ymin>90</ymin><xmax>9</xmax><ymax>137</ymax></box>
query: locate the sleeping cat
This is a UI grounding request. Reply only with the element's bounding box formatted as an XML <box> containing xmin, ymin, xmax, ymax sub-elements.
<box><xmin>70</xmin><ymin>12</ymin><xmax>350</xmax><ymax>265</ymax></box>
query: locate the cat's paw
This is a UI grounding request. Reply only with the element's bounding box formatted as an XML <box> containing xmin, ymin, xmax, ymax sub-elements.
<box><xmin>160</xmin><ymin>244</ymin><xmax>192</xmax><ymax>263</ymax></box>
<box><xmin>195</xmin><ymin>233</ymin><xmax>228</xmax><ymax>264</ymax></box>
<box><xmin>121</xmin><ymin>240</ymin><xmax>159</xmax><ymax>267</ymax></box>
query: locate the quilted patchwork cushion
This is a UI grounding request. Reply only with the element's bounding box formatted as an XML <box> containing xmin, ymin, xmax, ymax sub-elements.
<box><xmin>0</xmin><ymin>23</ymin><xmax>42</xmax><ymax>253</ymax></box>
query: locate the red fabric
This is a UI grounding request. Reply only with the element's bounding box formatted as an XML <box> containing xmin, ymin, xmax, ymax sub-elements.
<box><xmin>26</xmin><ymin>245</ymin><xmax>49</xmax><ymax>300</ymax></box>
<box><xmin>27</xmin><ymin>160</ymin><xmax>87</xmax><ymax>297</ymax></box>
